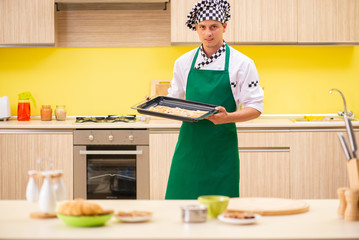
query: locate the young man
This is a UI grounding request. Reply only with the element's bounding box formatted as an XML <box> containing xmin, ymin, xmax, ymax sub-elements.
<box><xmin>165</xmin><ymin>0</ymin><xmax>264</xmax><ymax>199</ymax></box>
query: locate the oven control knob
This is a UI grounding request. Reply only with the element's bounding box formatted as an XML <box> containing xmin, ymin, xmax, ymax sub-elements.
<box><xmin>88</xmin><ymin>134</ymin><xmax>94</xmax><ymax>141</ymax></box>
<box><xmin>128</xmin><ymin>135</ymin><xmax>134</xmax><ymax>142</ymax></box>
<box><xmin>108</xmin><ymin>135</ymin><xmax>114</xmax><ymax>141</ymax></box>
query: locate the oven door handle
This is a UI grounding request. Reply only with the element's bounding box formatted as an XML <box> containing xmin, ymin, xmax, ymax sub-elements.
<box><xmin>79</xmin><ymin>150</ymin><xmax>143</xmax><ymax>155</ymax></box>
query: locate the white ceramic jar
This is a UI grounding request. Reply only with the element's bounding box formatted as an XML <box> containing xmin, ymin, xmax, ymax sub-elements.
<box><xmin>38</xmin><ymin>171</ymin><xmax>56</xmax><ymax>213</ymax></box>
<box><xmin>26</xmin><ymin>170</ymin><xmax>39</xmax><ymax>202</ymax></box>
<box><xmin>53</xmin><ymin>170</ymin><xmax>66</xmax><ymax>201</ymax></box>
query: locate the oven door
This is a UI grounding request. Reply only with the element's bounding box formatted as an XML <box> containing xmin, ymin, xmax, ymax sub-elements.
<box><xmin>74</xmin><ymin>145</ymin><xmax>149</xmax><ymax>200</ymax></box>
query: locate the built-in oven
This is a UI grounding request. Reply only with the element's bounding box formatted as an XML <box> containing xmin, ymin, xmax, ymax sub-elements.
<box><xmin>73</xmin><ymin>129</ymin><xmax>149</xmax><ymax>199</ymax></box>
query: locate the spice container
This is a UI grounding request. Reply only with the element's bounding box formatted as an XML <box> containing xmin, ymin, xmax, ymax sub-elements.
<box><xmin>40</xmin><ymin>105</ymin><xmax>52</xmax><ymax>121</ymax></box>
<box><xmin>55</xmin><ymin>105</ymin><xmax>67</xmax><ymax>121</ymax></box>
<box><xmin>181</xmin><ymin>204</ymin><xmax>207</xmax><ymax>223</ymax></box>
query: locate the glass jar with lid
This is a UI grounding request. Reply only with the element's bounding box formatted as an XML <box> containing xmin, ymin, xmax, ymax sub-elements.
<box><xmin>40</xmin><ymin>105</ymin><xmax>52</xmax><ymax>121</ymax></box>
<box><xmin>55</xmin><ymin>105</ymin><xmax>67</xmax><ymax>121</ymax></box>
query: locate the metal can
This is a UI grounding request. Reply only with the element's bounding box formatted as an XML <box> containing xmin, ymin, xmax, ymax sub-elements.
<box><xmin>181</xmin><ymin>204</ymin><xmax>207</xmax><ymax>223</ymax></box>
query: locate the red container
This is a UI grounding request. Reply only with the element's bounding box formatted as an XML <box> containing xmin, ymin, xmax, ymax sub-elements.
<box><xmin>17</xmin><ymin>100</ymin><xmax>31</xmax><ymax>121</ymax></box>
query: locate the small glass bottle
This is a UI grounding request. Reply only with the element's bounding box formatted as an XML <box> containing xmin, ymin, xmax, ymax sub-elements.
<box><xmin>55</xmin><ymin>105</ymin><xmax>67</xmax><ymax>121</ymax></box>
<box><xmin>40</xmin><ymin>105</ymin><xmax>52</xmax><ymax>121</ymax></box>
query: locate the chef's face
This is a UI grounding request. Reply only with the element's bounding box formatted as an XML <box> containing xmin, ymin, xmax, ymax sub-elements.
<box><xmin>196</xmin><ymin>20</ymin><xmax>227</xmax><ymax>53</ymax></box>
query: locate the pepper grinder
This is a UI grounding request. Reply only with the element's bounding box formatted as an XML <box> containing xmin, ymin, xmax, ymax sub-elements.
<box><xmin>337</xmin><ymin>187</ymin><xmax>348</xmax><ymax>217</ymax></box>
<box><xmin>344</xmin><ymin>189</ymin><xmax>359</xmax><ymax>221</ymax></box>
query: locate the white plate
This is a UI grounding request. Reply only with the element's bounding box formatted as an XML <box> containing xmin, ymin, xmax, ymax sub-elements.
<box><xmin>115</xmin><ymin>214</ymin><xmax>152</xmax><ymax>223</ymax></box>
<box><xmin>217</xmin><ymin>214</ymin><xmax>261</xmax><ymax>225</ymax></box>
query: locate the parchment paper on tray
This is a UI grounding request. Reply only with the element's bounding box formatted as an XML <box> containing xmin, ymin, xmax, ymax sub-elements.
<box><xmin>131</xmin><ymin>96</ymin><xmax>218</xmax><ymax>122</ymax></box>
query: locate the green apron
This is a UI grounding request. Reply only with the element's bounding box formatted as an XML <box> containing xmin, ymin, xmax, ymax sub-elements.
<box><xmin>165</xmin><ymin>44</ymin><xmax>239</xmax><ymax>199</ymax></box>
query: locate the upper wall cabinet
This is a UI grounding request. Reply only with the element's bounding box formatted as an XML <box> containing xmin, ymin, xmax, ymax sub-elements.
<box><xmin>298</xmin><ymin>0</ymin><xmax>359</xmax><ymax>44</ymax></box>
<box><xmin>234</xmin><ymin>0</ymin><xmax>297</xmax><ymax>44</ymax></box>
<box><xmin>171</xmin><ymin>0</ymin><xmax>236</xmax><ymax>44</ymax></box>
<box><xmin>0</xmin><ymin>0</ymin><xmax>55</xmax><ymax>46</ymax></box>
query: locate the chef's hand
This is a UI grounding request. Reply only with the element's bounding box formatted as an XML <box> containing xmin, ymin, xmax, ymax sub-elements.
<box><xmin>206</xmin><ymin>106</ymin><xmax>230</xmax><ymax>125</ymax></box>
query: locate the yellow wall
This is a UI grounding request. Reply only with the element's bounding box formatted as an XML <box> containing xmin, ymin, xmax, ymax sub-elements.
<box><xmin>0</xmin><ymin>46</ymin><xmax>358</xmax><ymax>116</ymax></box>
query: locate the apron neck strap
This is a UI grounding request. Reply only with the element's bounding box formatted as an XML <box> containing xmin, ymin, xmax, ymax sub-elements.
<box><xmin>190</xmin><ymin>43</ymin><xmax>230</xmax><ymax>71</ymax></box>
<box><xmin>224</xmin><ymin>44</ymin><xmax>230</xmax><ymax>71</ymax></box>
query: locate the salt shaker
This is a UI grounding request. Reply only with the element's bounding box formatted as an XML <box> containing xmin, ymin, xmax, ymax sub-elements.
<box><xmin>53</xmin><ymin>170</ymin><xmax>66</xmax><ymax>201</ymax></box>
<box><xmin>38</xmin><ymin>171</ymin><xmax>56</xmax><ymax>214</ymax></box>
<box><xmin>26</xmin><ymin>170</ymin><xmax>39</xmax><ymax>202</ymax></box>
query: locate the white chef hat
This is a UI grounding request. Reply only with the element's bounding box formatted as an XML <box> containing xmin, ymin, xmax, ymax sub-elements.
<box><xmin>186</xmin><ymin>0</ymin><xmax>231</xmax><ymax>31</ymax></box>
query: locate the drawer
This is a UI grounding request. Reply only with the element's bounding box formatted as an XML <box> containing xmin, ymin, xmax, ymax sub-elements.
<box><xmin>237</xmin><ymin>131</ymin><xmax>290</xmax><ymax>148</ymax></box>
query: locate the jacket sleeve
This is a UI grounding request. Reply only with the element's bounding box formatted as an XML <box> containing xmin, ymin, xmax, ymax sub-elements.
<box><xmin>237</xmin><ymin>61</ymin><xmax>264</xmax><ymax>113</ymax></box>
<box><xmin>168</xmin><ymin>58</ymin><xmax>186</xmax><ymax>99</ymax></box>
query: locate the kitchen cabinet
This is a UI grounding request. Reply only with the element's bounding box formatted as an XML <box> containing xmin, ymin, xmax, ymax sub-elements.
<box><xmin>234</xmin><ymin>0</ymin><xmax>297</xmax><ymax>43</ymax></box>
<box><xmin>298</xmin><ymin>0</ymin><xmax>359</xmax><ymax>43</ymax></box>
<box><xmin>170</xmin><ymin>0</ymin><xmax>236</xmax><ymax>44</ymax></box>
<box><xmin>238</xmin><ymin>130</ymin><xmax>291</xmax><ymax>198</ymax></box>
<box><xmin>149</xmin><ymin>130</ymin><xmax>179</xmax><ymax>200</ymax></box>
<box><xmin>171</xmin><ymin>0</ymin><xmax>359</xmax><ymax>45</ymax></box>
<box><xmin>171</xmin><ymin>0</ymin><xmax>296</xmax><ymax>44</ymax></box>
<box><xmin>149</xmin><ymin>129</ymin><xmax>292</xmax><ymax>199</ymax></box>
<box><xmin>0</xmin><ymin>0</ymin><xmax>55</xmax><ymax>46</ymax></box>
<box><xmin>55</xmin><ymin>1</ymin><xmax>170</xmax><ymax>47</ymax></box>
<box><xmin>289</xmin><ymin>130</ymin><xmax>358</xmax><ymax>199</ymax></box>
<box><xmin>0</xmin><ymin>130</ymin><xmax>73</xmax><ymax>200</ymax></box>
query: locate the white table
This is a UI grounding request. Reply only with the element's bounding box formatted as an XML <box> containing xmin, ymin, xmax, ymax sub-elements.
<box><xmin>0</xmin><ymin>199</ymin><xmax>358</xmax><ymax>240</ymax></box>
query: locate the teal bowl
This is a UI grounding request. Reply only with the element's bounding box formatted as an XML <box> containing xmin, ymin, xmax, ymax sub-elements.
<box><xmin>57</xmin><ymin>213</ymin><xmax>113</xmax><ymax>227</ymax></box>
<box><xmin>198</xmin><ymin>195</ymin><xmax>229</xmax><ymax>218</ymax></box>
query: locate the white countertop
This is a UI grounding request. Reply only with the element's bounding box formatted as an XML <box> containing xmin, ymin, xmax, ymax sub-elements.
<box><xmin>0</xmin><ymin>115</ymin><xmax>358</xmax><ymax>130</ymax></box>
<box><xmin>0</xmin><ymin>199</ymin><xmax>358</xmax><ymax>240</ymax></box>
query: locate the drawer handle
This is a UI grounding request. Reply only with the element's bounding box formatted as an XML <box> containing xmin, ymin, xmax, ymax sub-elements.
<box><xmin>239</xmin><ymin>147</ymin><xmax>290</xmax><ymax>152</ymax></box>
<box><xmin>80</xmin><ymin>150</ymin><xmax>142</xmax><ymax>155</ymax></box>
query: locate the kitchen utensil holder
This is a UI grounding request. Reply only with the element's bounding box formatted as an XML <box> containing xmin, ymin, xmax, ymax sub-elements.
<box><xmin>347</xmin><ymin>158</ymin><xmax>359</xmax><ymax>190</ymax></box>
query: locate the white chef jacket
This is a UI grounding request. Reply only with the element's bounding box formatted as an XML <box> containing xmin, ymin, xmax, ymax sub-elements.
<box><xmin>168</xmin><ymin>46</ymin><xmax>264</xmax><ymax>113</ymax></box>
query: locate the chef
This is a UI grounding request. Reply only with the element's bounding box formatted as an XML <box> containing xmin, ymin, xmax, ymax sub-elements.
<box><xmin>165</xmin><ymin>0</ymin><xmax>264</xmax><ymax>199</ymax></box>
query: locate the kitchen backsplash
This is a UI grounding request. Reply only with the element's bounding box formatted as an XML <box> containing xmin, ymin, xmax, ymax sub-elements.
<box><xmin>0</xmin><ymin>46</ymin><xmax>358</xmax><ymax>116</ymax></box>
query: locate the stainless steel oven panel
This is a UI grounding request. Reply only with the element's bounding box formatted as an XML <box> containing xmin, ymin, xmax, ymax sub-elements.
<box><xmin>74</xmin><ymin>130</ymin><xmax>149</xmax><ymax>145</ymax></box>
<box><xmin>73</xmin><ymin>145</ymin><xmax>149</xmax><ymax>199</ymax></box>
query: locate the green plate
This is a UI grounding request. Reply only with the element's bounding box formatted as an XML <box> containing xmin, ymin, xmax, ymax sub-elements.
<box><xmin>57</xmin><ymin>213</ymin><xmax>113</xmax><ymax>227</ymax></box>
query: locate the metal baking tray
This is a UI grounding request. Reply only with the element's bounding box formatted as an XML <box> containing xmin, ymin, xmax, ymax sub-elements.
<box><xmin>131</xmin><ymin>96</ymin><xmax>218</xmax><ymax>122</ymax></box>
